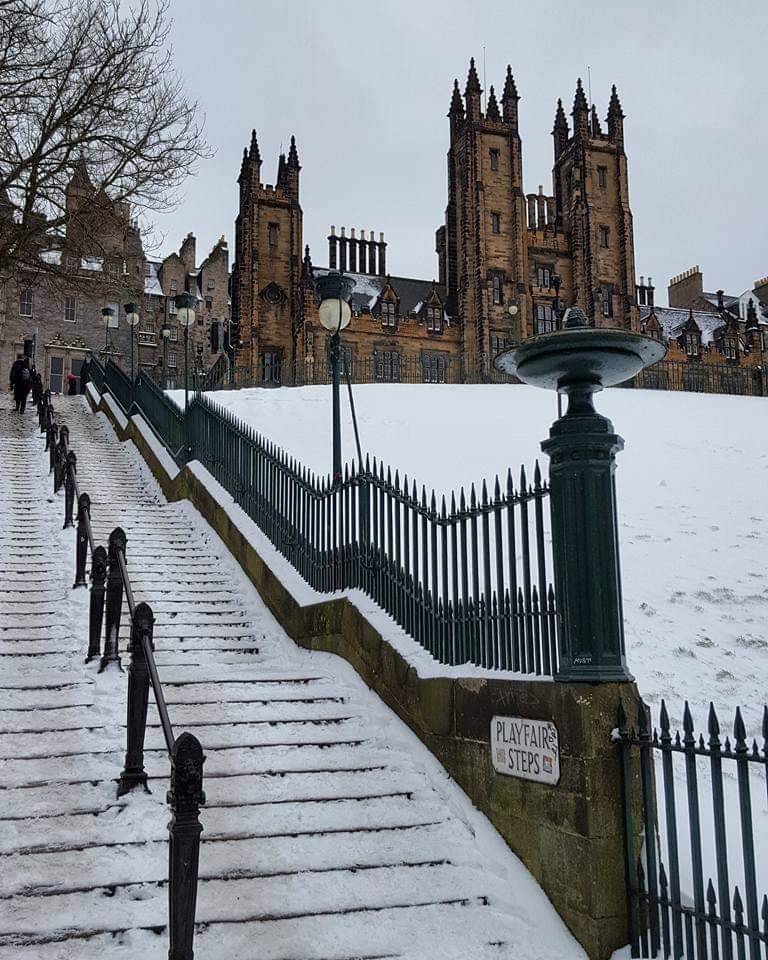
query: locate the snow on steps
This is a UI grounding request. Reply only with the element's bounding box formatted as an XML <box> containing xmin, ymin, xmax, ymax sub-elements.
<box><xmin>0</xmin><ymin>399</ymin><xmax>583</xmax><ymax>959</ymax></box>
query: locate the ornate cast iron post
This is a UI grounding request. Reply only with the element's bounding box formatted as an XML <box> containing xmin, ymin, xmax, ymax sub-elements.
<box><xmin>63</xmin><ymin>451</ymin><xmax>76</xmax><ymax>528</ymax></box>
<box><xmin>167</xmin><ymin>732</ymin><xmax>205</xmax><ymax>960</ymax></box>
<box><xmin>74</xmin><ymin>493</ymin><xmax>90</xmax><ymax>588</ymax></box>
<box><xmin>117</xmin><ymin>602</ymin><xmax>154</xmax><ymax>797</ymax></box>
<box><xmin>495</xmin><ymin>306</ymin><xmax>665</xmax><ymax>682</ymax></box>
<box><xmin>86</xmin><ymin>545</ymin><xmax>107</xmax><ymax>662</ymax></box>
<box><xmin>100</xmin><ymin>527</ymin><xmax>126</xmax><ymax>671</ymax></box>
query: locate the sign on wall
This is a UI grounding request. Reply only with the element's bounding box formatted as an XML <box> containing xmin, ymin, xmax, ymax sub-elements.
<box><xmin>490</xmin><ymin>715</ymin><xmax>560</xmax><ymax>785</ymax></box>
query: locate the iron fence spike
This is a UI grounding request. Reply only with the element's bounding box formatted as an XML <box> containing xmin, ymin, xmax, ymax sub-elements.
<box><xmin>707</xmin><ymin>878</ymin><xmax>716</xmax><ymax>904</ymax></box>
<box><xmin>734</xmin><ymin>706</ymin><xmax>747</xmax><ymax>749</ymax></box>
<box><xmin>734</xmin><ymin>886</ymin><xmax>744</xmax><ymax>914</ymax></box>
<box><xmin>534</xmin><ymin>460</ymin><xmax>542</xmax><ymax>487</ymax></box>
<box><xmin>683</xmin><ymin>701</ymin><xmax>695</xmax><ymax>743</ymax></box>
<box><xmin>762</xmin><ymin>705</ymin><xmax>768</xmax><ymax>749</ymax></box>
<box><xmin>708</xmin><ymin>701</ymin><xmax>721</xmax><ymax>745</ymax></box>
<box><xmin>494</xmin><ymin>475</ymin><xmax>501</xmax><ymax>500</ymax></box>
<box><xmin>660</xmin><ymin>699</ymin><xmax>670</xmax><ymax>733</ymax></box>
<box><xmin>481</xmin><ymin>479</ymin><xmax>488</xmax><ymax>503</ymax></box>
<box><xmin>507</xmin><ymin>468</ymin><xmax>514</xmax><ymax>495</ymax></box>
<box><xmin>520</xmin><ymin>464</ymin><xmax>527</xmax><ymax>492</ymax></box>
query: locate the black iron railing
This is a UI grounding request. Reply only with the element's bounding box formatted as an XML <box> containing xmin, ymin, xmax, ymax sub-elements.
<box><xmin>618</xmin><ymin>359</ymin><xmax>766</xmax><ymax>398</ymax></box>
<box><xmin>133</xmin><ymin>369</ymin><xmax>186</xmax><ymax>458</ymax></box>
<box><xmin>617</xmin><ymin>698</ymin><xmax>768</xmax><ymax>959</ymax></box>
<box><xmin>89</xmin><ymin>354</ymin><xmax>106</xmax><ymax>390</ymax></box>
<box><xmin>186</xmin><ymin>393</ymin><xmax>558</xmax><ymax>673</ymax></box>
<box><xmin>39</xmin><ymin>396</ymin><xmax>205</xmax><ymax>960</ymax></box>
<box><xmin>105</xmin><ymin>359</ymin><xmax>133</xmax><ymax>411</ymax></box>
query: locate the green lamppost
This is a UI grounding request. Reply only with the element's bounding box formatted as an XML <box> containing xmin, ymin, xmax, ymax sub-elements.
<box><xmin>315</xmin><ymin>271</ymin><xmax>355</xmax><ymax>485</ymax></box>
<box><xmin>175</xmin><ymin>292</ymin><xmax>196</xmax><ymax>412</ymax></box>
<box><xmin>124</xmin><ymin>302</ymin><xmax>140</xmax><ymax>381</ymax></box>
<box><xmin>496</xmin><ymin>307</ymin><xmax>665</xmax><ymax>682</ymax></box>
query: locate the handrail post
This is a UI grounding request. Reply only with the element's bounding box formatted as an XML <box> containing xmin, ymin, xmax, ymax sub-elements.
<box><xmin>63</xmin><ymin>451</ymin><xmax>77</xmax><ymax>528</ymax></box>
<box><xmin>47</xmin><ymin>419</ymin><xmax>58</xmax><ymax>471</ymax></box>
<box><xmin>100</xmin><ymin>527</ymin><xmax>126</xmax><ymax>671</ymax></box>
<box><xmin>167</xmin><ymin>732</ymin><xmax>205</xmax><ymax>960</ymax></box>
<box><xmin>86</xmin><ymin>545</ymin><xmax>107</xmax><ymax>661</ymax></box>
<box><xmin>54</xmin><ymin>425</ymin><xmax>69</xmax><ymax>493</ymax></box>
<box><xmin>117</xmin><ymin>602</ymin><xmax>154</xmax><ymax>796</ymax></box>
<box><xmin>74</xmin><ymin>493</ymin><xmax>90</xmax><ymax>588</ymax></box>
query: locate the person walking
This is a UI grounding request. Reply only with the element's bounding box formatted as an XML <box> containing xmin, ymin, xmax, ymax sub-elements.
<box><xmin>9</xmin><ymin>356</ymin><xmax>23</xmax><ymax>407</ymax></box>
<box><xmin>66</xmin><ymin>372</ymin><xmax>77</xmax><ymax>396</ymax></box>
<box><xmin>13</xmin><ymin>358</ymin><xmax>32</xmax><ymax>413</ymax></box>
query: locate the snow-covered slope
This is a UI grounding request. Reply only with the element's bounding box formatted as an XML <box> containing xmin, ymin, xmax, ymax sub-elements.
<box><xmin>191</xmin><ymin>383</ymin><xmax>768</xmax><ymax>740</ymax></box>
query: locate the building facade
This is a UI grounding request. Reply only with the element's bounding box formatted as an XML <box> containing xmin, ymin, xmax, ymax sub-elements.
<box><xmin>231</xmin><ymin>59</ymin><xmax>639</xmax><ymax>385</ymax></box>
<box><xmin>0</xmin><ymin>161</ymin><xmax>231</xmax><ymax>392</ymax></box>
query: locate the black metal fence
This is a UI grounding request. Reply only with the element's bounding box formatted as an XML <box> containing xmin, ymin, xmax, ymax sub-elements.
<box><xmin>619</xmin><ymin>360</ymin><xmax>766</xmax><ymax>397</ymax></box>
<box><xmin>617</xmin><ymin>698</ymin><xmax>768</xmax><ymax>959</ymax></box>
<box><xmin>101</xmin><ymin>362</ymin><xmax>558</xmax><ymax>674</ymax></box>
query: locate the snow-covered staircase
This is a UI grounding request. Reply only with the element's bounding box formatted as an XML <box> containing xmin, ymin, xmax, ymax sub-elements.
<box><xmin>0</xmin><ymin>398</ymin><xmax>581</xmax><ymax>959</ymax></box>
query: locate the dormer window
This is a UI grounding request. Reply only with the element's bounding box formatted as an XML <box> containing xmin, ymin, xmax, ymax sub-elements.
<box><xmin>685</xmin><ymin>333</ymin><xmax>700</xmax><ymax>357</ymax></box>
<box><xmin>426</xmin><ymin>305</ymin><xmax>442</xmax><ymax>333</ymax></box>
<box><xmin>381</xmin><ymin>301</ymin><xmax>396</xmax><ymax>327</ymax></box>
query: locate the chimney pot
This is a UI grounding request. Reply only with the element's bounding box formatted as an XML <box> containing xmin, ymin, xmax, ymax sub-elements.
<box><xmin>330</xmin><ymin>225</ymin><xmax>336</xmax><ymax>236</ymax></box>
<box><xmin>350</xmin><ymin>227</ymin><xmax>356</xmax><ymax>239</ymax></box>
<box><xmin>340</xmin><ymin>226</ymin><xmax>346</xmax><ymax>237</ymax></box>
<box><xmin>379</xmin><ymin>232</ymin><xmax>384</xmax><ymax>242</ymax></box>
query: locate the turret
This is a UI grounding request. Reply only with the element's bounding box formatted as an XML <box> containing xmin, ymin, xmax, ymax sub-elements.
<box><xmin>501</xmin><ymin>65</ymin><xmax>519</xmax><ymax>126</ymax></box>
<box><xmin>607</xmin><ymin>85</ymin><xmax>624</xmax><ymax>145</ymax></box>
<box><xmin>552</xmin><ymin>98</ymin><xmax>569</xmax><ymax>158</ymax></box>
<box><xmin>464</xmin><ymin>57</ymin><xmax>482</xmax><ymax>121</ymax></box>
<box><xmin>571</xmin><ymin>78</ymin><xmax>589</xmax><ymax>140</ymax></box>
<box><xmin>485</xmin><ymin>85</ymin><xmax>501</xmax><ymax>123</ymax></box>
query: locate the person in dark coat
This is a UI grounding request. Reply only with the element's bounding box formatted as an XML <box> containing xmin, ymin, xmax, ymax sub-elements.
<box><xmin>9</xmin><ymin>357</ymin><xmax>23</xmax><ymax>399</ymax></box>
<box><xmin>79</xmin><ymin>358</ymin><xmax>89</xmax><ymax>394</ymax></box>
<box><xmin>13</xmin><ymin>358</ymin><xmax>32</xmax><ymax>413</ymax></box>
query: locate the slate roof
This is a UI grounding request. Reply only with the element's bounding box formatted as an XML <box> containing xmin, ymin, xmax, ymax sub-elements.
<box><xmin>640</xmin><ymin>305</ymin><xmax>726</xmax><ymax>345</ymax></box>
<box><xmin>312</xmin><ymin>268</ymin><xmax>448</xmax><ymax>317</ymax></box>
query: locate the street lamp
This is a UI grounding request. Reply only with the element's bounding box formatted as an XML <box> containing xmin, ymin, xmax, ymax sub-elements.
<box><xmin>160</xmin><ymin>321</ymin><xmax>171</xmax><ymax>389</ymax></box>
<box><xmin>175</xmin><ymin>292</ymin><xmax>196</xmax><ymax>411</ymax></box>
<box><xmin>101</xmin><ymin>306</ymin><xmax>115</xmax><ymax>356</ymax></box>
<box><xmin>124</xmin><ymin>302</ymin><xmax>140</xmax><ymax>381</ymax></box>
<box><xmin>316</xmin><ymin>270</ymin><xmax>355</xmax><ymax>484</ymax></box>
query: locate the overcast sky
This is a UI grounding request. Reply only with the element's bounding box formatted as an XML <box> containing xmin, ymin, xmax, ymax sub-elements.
<box><xmin>156</xmin><ymin>0</ymin><xmax>768</xmax><ymax>305</ymax></box>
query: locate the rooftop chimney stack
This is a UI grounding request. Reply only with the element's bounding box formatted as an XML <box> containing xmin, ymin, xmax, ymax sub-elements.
<box><xmin>349</xmin><ymin>227</ymin><xmax>357</xmax><ymax>273</ymax></box>
<box><xmin>339</xmin><ymin>226</ymin><xmax>347</xmax><ymax>272</ymax></box>
<box><xmin>377</xmin><ymin>231</ymin><xmax>386</xmax><ymax>277</ymax></box>
<box><xmin>328</xmin><ymin>225</ymin><xmax>337</xmax><ymax>270</ymax></box>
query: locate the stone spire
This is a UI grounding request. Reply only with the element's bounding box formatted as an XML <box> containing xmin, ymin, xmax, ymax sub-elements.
<box><xmin>485</xmin><ymin>85</ymin><xmax>501</xmax><ymax>122</ymax></box>
<box><xmin>449</xmin><ymin>79</ymin><xmax>464</xmax><ymax>119</ymax></box>
<box><xmin>464</xmin><ymin>57</ymin><xmax>482</xmax><ymax>120</ymax></box>
<box><xmin>501</xmin><ymin>65</ymin><xmax>519</xmax><ymax>125</ymax></box>
<box><xmin>552</xmin><ymin>98</ymin><xmax>569</xmax><ymax>157</ymax></box>
<box><xmin>287</xmin><ymin>134</ymin><xmax>300</xmax><ymax>169</ymax></box>
<box><xmin>571</xmin><ymin>78</ymin><xmax>589</xmax><ymax>138</ymax></box>
<box><xmin>249</xmin><ymin>129</ymin><xmax>261</xmax><ymax>165</ymax></box>
<box><xmin>590</xmin><ymin>105</ymin><xmax>603</xmax><ymax>137</ymax></box>
<box><xmin>607</xmin><ymin>84</ymin><xmax>625</xmax><ymax>144</ymax></box>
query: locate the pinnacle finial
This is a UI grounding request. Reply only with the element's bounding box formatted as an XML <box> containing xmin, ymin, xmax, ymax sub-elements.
<box><xmin>608</xmin><ymin>84</ymin><xmax>624</xmax><ymax>119</ymax></box>
<box><xmin>465</xmin><ymin>56</ymin><xmax>482</xmax><ymax>97</ymax></box>
<box><xmin>249</xmin><ymin>129</ymin><xmax>261</xmax><ymax>163</ymax></box>
<box><xmin>449</xmin><ymin>78</ymin><xmax>464</xmax><ymax>118</ymax></box>
<box><xmin>486</xmin><ymin>85</ymin><xmax>501</xmax><ymax>121</ymax></box>
<box><xmin>502</xmin><ymin>64</ymin><xmax>519</xmax><ymax>104</ymax></box>
<box><xmin>287</xmin><ymin>134</ymin><xmax>300</xmax><ymax>168</ymax></box>
<box><xmin>572</xmin><ymin>78</ymin><xmax>588</xmax><ymax>115</ymax></box>
<box><xmin>553</xmin><ymin>97</ymin><xmax>569</xmax><ymax>134</ymax></box>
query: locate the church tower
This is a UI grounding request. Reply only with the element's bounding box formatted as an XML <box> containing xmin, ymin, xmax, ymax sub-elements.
<box><xmin>232</xmin><ymin>131</ymin><xmax>303</xmax><ymax>383</ymax></box>
<box><xmin>441</xmin><ymin>60</ymin><xmax>530</xmax><ymax>377</ymax></box>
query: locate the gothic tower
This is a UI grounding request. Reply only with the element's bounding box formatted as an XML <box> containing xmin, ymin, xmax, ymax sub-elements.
<box><xmin>441</xmin><ymin>60</ymin><xmax>530</xmax><ymax>377</ymax></box>
<box><xmin>552</xmin><ymin>81</ymin><xmax>637</xmax><ymax>328</ymax></box>
<box><xmin>232</xmin><ymin>131</ymin><xmax>303</xmax><ymax>382</ymax></box>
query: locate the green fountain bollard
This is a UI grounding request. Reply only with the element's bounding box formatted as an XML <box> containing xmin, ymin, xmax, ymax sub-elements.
<box><xmin>496</xmin><ymin>307</ymin><xmax>665</xmax><ymax>682</ymax></box>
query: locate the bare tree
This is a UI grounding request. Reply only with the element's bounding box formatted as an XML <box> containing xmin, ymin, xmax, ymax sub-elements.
<box><xmin>0</xmin><ymin>0</ymin><xmax>209</xmax><ymax>276</ymax></box>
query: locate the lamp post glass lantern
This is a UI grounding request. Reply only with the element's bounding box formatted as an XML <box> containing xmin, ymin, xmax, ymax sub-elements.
<box><xmin>160</xmin><ymin>322</ymin><xmax>171</xmax><ymax>389</ymax></box>
<box><xmin>315</xmin><ymin>271</ymin><xmax>355</xmax><ymax>483</ymax></box>
<box><xmin>175</xmin><ymin>292</ymin><xmax>196</xmax><ymax>411</ymax></box>
<box><xmin>124</xmin><ymin>302</ymin><xmax>140</xmax><ymax>381</ymax></box>
<box><xmin>101</xmin><ymin>306</ymin><xmax>115</xmax><ymax>355</ymax></box>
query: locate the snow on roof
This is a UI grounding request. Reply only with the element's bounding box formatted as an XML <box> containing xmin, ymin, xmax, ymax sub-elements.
<box><xmin>40</xmin><ymin>250</ymin><xmax>62</xmax><ymax>265</ymax></box>
<box><xmin>81</xmin><ymin>256</ymin><xmax>103</xmax><ymax>272</ymax></box>
<box><xmin>640</xmin><ymin>305</ymin><xmax>725</xmax><ymax>345</ymax></box>
<box><xmin>144</xmin><ymin>260</ymin><xmax>163</xmax><ymax>296</ymax></box>
<box><xmin>312</xmin><ymin>269</ymin><xmax>446</xmax><ymax>316</ymax></box>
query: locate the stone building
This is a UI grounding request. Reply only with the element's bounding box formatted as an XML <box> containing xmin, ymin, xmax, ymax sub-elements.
<box><xmin>142</xmin><ymin>233</ymin><xmax>231</xmax><ymax>387</ymax></box>
<box><xmin>636</xmin><ymin>269</ymin><xmax>767</xmax><ymax>367</ymax></box>
<box><xmin>231</xmin><ymin>59</ymin><xmax>638</xmax><ymax>385</ymax></box>
<box><xmin>0</xmin><ymin>160</ymin><xmax>144</xmax><ymax>390</ymax></box>
<box><xmin>0</xmin><ymin>160</ymin><xmax>231</xmax><ymax>392</ymax></box>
